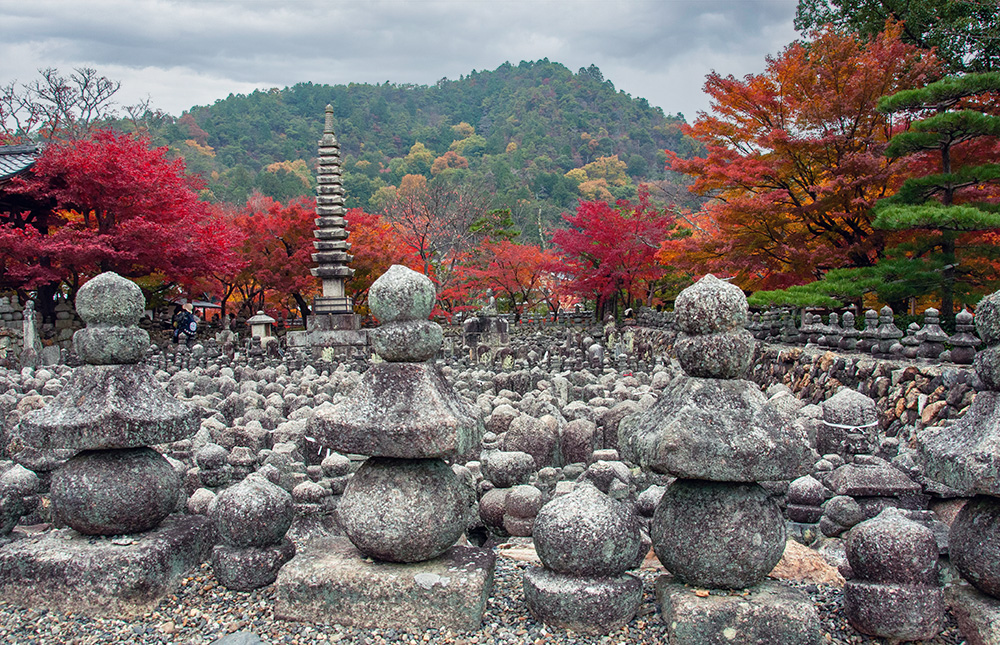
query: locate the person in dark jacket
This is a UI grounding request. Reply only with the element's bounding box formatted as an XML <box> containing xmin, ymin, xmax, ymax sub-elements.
<box><xmin>173</xmin><ymin>303</ymin><xmax>198</xmax><ymax>344</ymax></box>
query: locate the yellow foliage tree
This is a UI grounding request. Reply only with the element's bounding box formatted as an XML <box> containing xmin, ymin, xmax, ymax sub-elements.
<box><xmin>404</xmin><ymin>142</ymin><xmax>434</xmax><ymax>175</ymax></box>
<box><xmin>578</xmin><ymin>179</ymin><xmax>614</xmax><ymax>201</ymax></box>
<box><xmin>264</xmin><ymin>159</ymin><xmax>312</xmax><ymax>187</ymax></box>
<box><xmin>564</xmin><ymin>168</ymin><xmax>587</xmax><ymax>184</ymax></box>
<box><xmin>399</xmin><ymin>174</ymin><xmax>428</xmax><ymax>196</ymax></box>
<box><xmin>582</xmin><ymin>156</ymin><xmax>628</xmax><ymax>186</ymax></box>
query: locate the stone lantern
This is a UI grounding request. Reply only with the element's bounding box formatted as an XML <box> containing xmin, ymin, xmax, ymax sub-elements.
<box><xmin>247</xmin><ymin>310</ymin><xmax>276</xmax><ymax>338</ymax></box>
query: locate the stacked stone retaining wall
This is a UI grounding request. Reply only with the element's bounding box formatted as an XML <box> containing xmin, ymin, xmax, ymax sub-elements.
<box><xmin>629</xmin><ymin>328</ymin><xmax>977</xmax><ymax>451</ymax></box>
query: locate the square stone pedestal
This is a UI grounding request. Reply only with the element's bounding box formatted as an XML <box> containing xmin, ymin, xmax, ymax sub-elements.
<box><xmin>0</xmin><ymin>515</ymin><xmax>215</xmax><ymax>617</ymax></box>
<box><xmin>274</xmin><ymin>536</ymin><xmax>495</xmax><ymax>631</ymax></box>
<box><xmin>947</xmin><ymin>583</ymin><xmax>1000</xmax><ymax>645</ymax></box>
<box><xmin>287</xmin><ymin>314</ymin><xmax>368</xmax><ymax>359</ymax></box>
<box><xmin>656</xmin><ymin>577</ymin><xmax>822</xmax><ymax>645</ymax></box>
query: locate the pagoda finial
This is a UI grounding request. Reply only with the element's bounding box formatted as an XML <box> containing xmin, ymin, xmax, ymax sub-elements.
<box><xmin>324</xmin><ymin>104</ymin><xmax>335</xmax><ymax>134</ymax></box>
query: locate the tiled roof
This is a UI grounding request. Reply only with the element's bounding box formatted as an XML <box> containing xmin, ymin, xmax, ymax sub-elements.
<box><xmin>0</xmin><ymin>144</ymin><xmax>42</xmax><ymax>181</ymax></box>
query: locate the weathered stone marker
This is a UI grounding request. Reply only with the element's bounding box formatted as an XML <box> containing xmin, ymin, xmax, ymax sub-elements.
<box><xmin>523</xmin><ymin>463</ymin><xmax>643</xmax><ymax>633</ymax></box>
<box><xmin>621</xmin><ymin>274</ymin><xmax>822</xmax><ymax>644</ymax></box>
<box><xmin>0</xmin><ymin>272</ymin><xmax>215</xmax><ymax>616</ymax></box>
<box><xmin>919</xmin><ymin>289</ymin><xmax>1000</xmax><ymax>644</ymax></box>
<box><xmin>842</xmin><ymin>508</ymin><xmax>943</xmax><ymax>640</ymax></box>
<box><xmin>275</xmin><ymin>265</ymin><xmax>493</xmax><ymax>630</ymax></box>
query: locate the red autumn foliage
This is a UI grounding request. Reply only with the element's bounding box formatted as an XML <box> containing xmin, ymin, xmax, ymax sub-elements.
<box><xmin>460</xmin><ymin>240</ymin><xmax>560</xmax><ymax>321</ymax></box>
<box><xmin>552</xmin><ymin>189</ymin><xmax>676</xmax><ymax>319</ymax></box>
<box><xmin>0</xmin><ymin>129</ymin><xmax>241</xmax><ymax>315</ymax></box>
<box><xmin>229</xmin><ymin>193</ymin><xmax>318</xmax><ymax>320</ymax></box>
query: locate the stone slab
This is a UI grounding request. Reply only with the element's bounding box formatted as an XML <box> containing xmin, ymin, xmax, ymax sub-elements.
<box><xmin>620</xmin><ymin>377</ymin><xmax>813</xmax><ymax>481</ymax></box>
<box><xmin>918</xmin><ymin>390</ymin><xmax>1000</xmax><ymax>496</ymax></box>
<box><xmin>273</xmin><ymin>536</ymin><xmax>494</xmax><ymax>631</ymax></box>
<box><xmin>11</xmin><ymin>364</ymin><xmax>199</xmax><ymax>451</ymax></box>
<box><xmin>947</xmin><ymin>583</ymin><xmax>1000</xmax><ymax>645</ymax></box>
<box><xmin>0</xmin><ymin>515</ymin><xmax>215</xmax><ymax>617</ymax></box>
<box><xmin>309</xmin><ymin>362</ymin><xmax>483</xmax><ymax>459</ymax></box>
<box><xmin>655</xmin><ymin>577</ymin><xmax>823</xmax><ymax>645</ymax></box>
<box><xmin>523</xmin><ymin>566</ymin><xmax>642</xmax><ymax>634</ymax></box>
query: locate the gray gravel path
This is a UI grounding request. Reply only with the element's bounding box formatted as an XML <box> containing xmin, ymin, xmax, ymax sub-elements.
<box><xmin>0</xmin><ymin>553</ymin><xmax>965</xmax><ymax>645</ymax></box>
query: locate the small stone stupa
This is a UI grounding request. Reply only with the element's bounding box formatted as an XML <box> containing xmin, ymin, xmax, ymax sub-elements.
<box><xmin>918</xmin><ymin>290</ymin><xmax>1000</xmax><ymax>643</ymax></box>
<box><xmin>620</xmin><ymin>274</ymin><xmax>821</xmax><ymax>644</ymax></box>
<box><xmin>275</xmin><ymin>265</ymin><xmax>493</xmax><ymax>631</ymax></box>
<box><xmin>286</xmin><ymin>105</ymin><xmax>367</xmax><ymax>357</ymax></box>
<box><xmin>0</xmin><ymin>272</ymin><xmax>214</xmax><ymax>616</ymax></box>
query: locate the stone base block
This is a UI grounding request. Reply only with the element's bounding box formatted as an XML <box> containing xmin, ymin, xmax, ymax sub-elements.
<box><xmin>523</xmin><ymin>566</ymin><xmax>641</xmax><ymax>634</ymax></box>
<box><xmin>212</xmin><ymin>537</ymin><xmax>296</xmax><ymax>591</ymax></box>
<box><xmin>947</xmin><ymin>584</ymin><xmax>1000</xmax><ymax>645</ymax></box>
<box><xmin>844</xmin><ymin>580</ymin><xmax>943</xmax><ymax>641</ymax></box>
<box><xmin>286</xmin><ymin>317</ymin><xmax>366</xmax><ymax>352</ymax></box>
<box><xmin>0</xmin><ymin>515</ymin><xmax>215</xmax><ymax>617</ymax></box>
<box><xmin>655</xmin><ymin>577</ymin><xmax>822</xmax><ymax>645</ymax></box>
<box><xmin>273</xmin><ymin>536</ymin><xmax>495</xmax><ymax>631</ymax></box>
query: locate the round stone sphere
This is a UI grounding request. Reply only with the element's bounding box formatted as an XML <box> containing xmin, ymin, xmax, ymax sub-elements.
<box><xmin>368</xmin><ymin>265</ymin><xmax>436</xmax><ymax>323</ymax></box>
<box><xmin>370</xmin><ymin>320</ymin><xmax>443</xmax><ymax>361</ymax></box>
<box><xmin>846</xmin><ymin>510</ymin><xmax>938</xmax><ymax>585</ymax></box>
<box><xmin>651</xmin><ymin>479</ymin><xmax>785</xmax><ymax>588</ymax></box>
<box><xmin>533</xmin><ymin>482</ymin><xmax>641</xmax><ymax>577</ymax></box>
<box><xmin>73</xmin><ymin>326</ymin><xmax>150</xmax><ymax>365</ymax></box>
<box><xmin>74</xmin><ymin>272</ymin><xmax>145</xmax><ymax>327</ymax></box>
<box><xmin>338</xmin><ymin>457</ymin><xmax>469</xmax><ymax>563</ymax></box>
<box><xmin>974</xmin><ymin>346</ymin><xmax>1000</xmax><ymax>391</ymax></box>
<box><xmin>51</xmin><ymin>447</ymin><xmax>181</xmax><ymax>535</ymax></box>
<box><xmin>975</xmin><ymin>290</ymin><xmax>1000</xmax><ymax>346</ymax></box>
<box><xmin>950</xmin><ymin>495</ymin><xmax>1000</xmax><ymax>597</ymax></box>
<box><xmin>675</xmin><ymin>330</ymin><xmax>754</xmax><ymax>379</ymax></box>
<box><xmin>213</xmin><ymin>474</ymin><xmax>294</xmax><ymax>548</ymax></box>
<box><xmin>674</xmin><ymin>274</ymin><xmax>748</xmax><ymax>336</ymax></box>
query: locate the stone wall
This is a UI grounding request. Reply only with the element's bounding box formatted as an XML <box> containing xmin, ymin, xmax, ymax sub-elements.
<box><xmin>623</xmin><ymin>327</ymin><xmax>977</xmax><ymax>451</ymax></box>
<box><xmin>747</xmin><ymin>345</ymin><xmax>976</xmax><ymax>447</ymax></box>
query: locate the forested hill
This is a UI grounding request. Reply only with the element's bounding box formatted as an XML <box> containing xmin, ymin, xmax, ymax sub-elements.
<box><xmin>149</xmin><ymin>59</ymin><xmax>699</xmax><ymax>241</ymax></box>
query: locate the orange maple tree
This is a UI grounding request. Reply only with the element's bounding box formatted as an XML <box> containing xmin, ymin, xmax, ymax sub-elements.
<box><xmin>662</xmin><ymin>23</ymin><xmax>941</xmax><ymax>290</ymax></box>
<box><xmin>344</xmin><ymin>207</ymin><xmax>418</xmax><ymax>314</ymax></box>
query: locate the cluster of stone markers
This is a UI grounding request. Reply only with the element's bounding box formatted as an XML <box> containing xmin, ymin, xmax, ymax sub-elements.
<box><xmin>749</xmin><ymin>304</ymin><xmax>980</xmax><ymax>363</ymax></box>
<box><xmin>0</xmin><ymin>267</ymin><xmax>998</xmax><ymax>644</ymax></box>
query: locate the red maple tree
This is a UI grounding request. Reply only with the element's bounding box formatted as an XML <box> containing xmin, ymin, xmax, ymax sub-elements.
<box><xmin>229</xmin><ymin>194</ymin><xmax>318</xmax><ymax>321</ymax></box>
<box><xmin>552</xmin><ymin>189</ymin><xmax>676</xmax><ymax>319</ymax></box>
<box><xmin>460</xmin><ymin>240</ymin><xmax>560</xmax><ymax>321</ymax></box>
<box><xmin>0</xmin><ymin>129</ymin><xmax>239</xmax><ymax>318</ymax></box>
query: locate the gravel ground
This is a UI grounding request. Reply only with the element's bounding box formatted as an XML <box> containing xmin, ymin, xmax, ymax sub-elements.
<box><xmin>0</xmin><ymin>550</ymin><xmax>965</xmax><ymax>645</ymax></box>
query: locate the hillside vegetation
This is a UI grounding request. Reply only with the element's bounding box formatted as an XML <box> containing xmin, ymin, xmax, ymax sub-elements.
<box><xmin>148</xmin><ymin>59</ymin><xmax>699</xmax><ymax>242</ymax></box>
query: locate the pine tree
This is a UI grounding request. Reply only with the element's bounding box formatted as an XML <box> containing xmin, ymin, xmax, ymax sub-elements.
<box><xmin>873</xmin><ymin>72</ymin><xmax>1000</xmax><ymax>323</ymax></box>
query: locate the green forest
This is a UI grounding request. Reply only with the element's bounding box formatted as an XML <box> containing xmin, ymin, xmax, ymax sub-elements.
<box><xmin>146</xmin><ymin>60</ymin><xmax>701</xmax><ymax>243</ymax></box>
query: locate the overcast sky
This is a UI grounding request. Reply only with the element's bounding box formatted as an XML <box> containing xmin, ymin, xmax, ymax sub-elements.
<box><xmin>1</xmin><ymin>0</ymin><xmax>802</xmax><ymax>123</ymax></box>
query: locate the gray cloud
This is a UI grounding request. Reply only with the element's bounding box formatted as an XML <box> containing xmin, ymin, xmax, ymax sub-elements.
<box><xmin>0</xmin><ymin>0</ymin><xmax>800</xmax><ymax>121</ymax></box>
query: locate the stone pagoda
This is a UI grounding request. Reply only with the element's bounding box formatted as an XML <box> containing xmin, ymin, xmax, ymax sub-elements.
<box><xmin>620</xmin><ymin>274</ymin><xmax>821</xmax><ymax>645</ymax></box>
<box><xmin>0</xmin><ymin>272</ymin><xmax>214</xmax><ymax>616</ymax></box>
<box><xmin>287</xmin><ymin>105</ymin><xmax>367</xmax><ymax>356</ymax></box>
<box><xmin>275</xmin><ymin>265</ymin><xmax>493</xmax><ymax>631</ymax></box>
